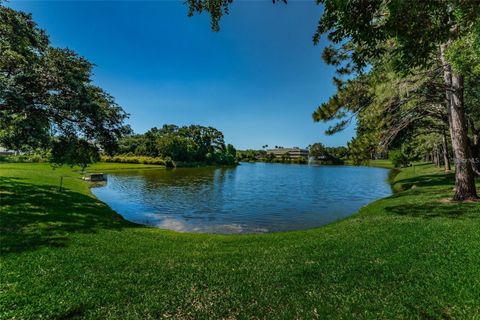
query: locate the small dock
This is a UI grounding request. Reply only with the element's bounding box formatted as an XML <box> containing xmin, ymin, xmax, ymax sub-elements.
<box><xmin>82</xmin><ymin>173</ymin><xmax>107</xmax><ymax>182</ymax></box>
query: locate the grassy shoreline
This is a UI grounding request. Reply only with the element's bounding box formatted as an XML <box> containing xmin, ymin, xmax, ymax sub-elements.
<box><xmin>1</xmin><ymin>162</ymin><xmax>479</xmax><ymax>319</ymax></box>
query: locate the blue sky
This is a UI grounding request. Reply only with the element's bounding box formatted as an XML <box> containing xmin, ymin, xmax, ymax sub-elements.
<box><xmin>10</xmin><ymin>1</ymin><xmax>355</xmax><ymax>150</ymax></box>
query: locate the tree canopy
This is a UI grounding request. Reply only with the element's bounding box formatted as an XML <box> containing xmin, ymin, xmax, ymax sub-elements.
<box><xmin>0</xmin><ymin>5</ymin><xmax>130</xmax><ymax>164</ymax></box>
<box><xmin>312</xmin><ymin>1</ymin><xmax>479</xmax><ymax>200</ymax></box>
<box><xmin>116</xmin><ymin>124</ymin><xmax>237</xmax><ymax>165</ymax></box>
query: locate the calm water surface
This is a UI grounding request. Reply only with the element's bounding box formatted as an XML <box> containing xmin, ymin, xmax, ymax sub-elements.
<box><xmin>92</xmin><ymin>162</ymin><xmax>392</xmax><ymax>234</ymax></box>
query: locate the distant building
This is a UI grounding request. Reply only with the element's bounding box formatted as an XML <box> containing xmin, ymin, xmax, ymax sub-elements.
<box><xmin>0</xmin><ymin>147</ymin><xmax>17</xmax><ymax>156</ymax></box>
<box><xmin>267</xmin><ymin>147</ymin><xmax>309</xmax><ymax>159</ymax></box>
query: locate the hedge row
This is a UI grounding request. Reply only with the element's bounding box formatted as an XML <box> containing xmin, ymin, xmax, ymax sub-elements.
<box><xmin>0</xmin><ymin>154</ymin><xmax>47</xmax><ymax>163</ymax></box>
<box><xmin>102</xmin><ymin>155</ymin><xmax>173</xmax><ymax>167</ymax></box>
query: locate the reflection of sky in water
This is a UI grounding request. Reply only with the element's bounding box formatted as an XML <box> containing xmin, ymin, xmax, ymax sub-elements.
<box><xmin>92</xmin><ymin>163</ymin><xmax>392</xmax><ymax>234</ymax></box>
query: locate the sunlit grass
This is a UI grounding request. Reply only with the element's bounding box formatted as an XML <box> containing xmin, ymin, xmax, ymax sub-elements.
<box><xmin>367</xmin><ymin>159</ymin><xmax>395</xmax><ymax>169</ymax></box>
<box><xmin>0</xmin><ymin>162</ymin><xmax>479</xmax><ymax>319</ymax></box>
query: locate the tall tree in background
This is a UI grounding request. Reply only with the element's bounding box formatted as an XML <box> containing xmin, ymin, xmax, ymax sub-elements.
<box><xmin>0</xmin><ymin>6</ymin><xmax>129</xmax><ymax>162</ymax></box>
<box><xmin>314</xmin><ymin>57</ymin><xmax>453</xmax><ymax>169</ymax></box>
<box><xmin>312</xmin><ymin>0</ymin><xmax>479</xmax><ymax>200</ymax></box>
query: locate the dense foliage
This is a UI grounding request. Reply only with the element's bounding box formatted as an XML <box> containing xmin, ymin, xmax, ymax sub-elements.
<box><xmin>311</xmin><ymin>1</ymin><xmax>480</xmax><ymax>200</ymax></box>
<box><xmin>115</xmin><ymin>124</ymin><xmax>237</xmax><ymax>166</ymax></box>
<box><xmin>236</xmin><ymin>149</ymin><xmax>267</xmax><ymax>162</ymax></box>
<box><xmin>102</xmin><ymin>155</ymin><xmax>173</xmax><ymax>167</ymax></box>
<box><xmin>0</xmin><ymin>5</ymin><xmax>130</xmax><ymax>165</ymax></box>
<box><xmin>0</xmin><ymin>154</ymin><xmax>46</xmax><ymax>163</ymax></box>
<box><xmin>388</xmin><ymin>150</ymin><xmax>410</xmax><ymax>168</ymax></box>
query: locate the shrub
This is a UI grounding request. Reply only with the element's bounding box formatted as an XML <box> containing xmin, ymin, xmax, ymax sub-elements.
<box><xmin>102</xmin><ymin>155</ymin><xmax>166</xmax><ymax>166</ymax></box>
<box><xmin>163</xmin><ymin>156</ymin><xmax>175</xmax><ymax>168</ymax></box>
<box><xmin>28</xmin><ymin>154</ymin><xmax>45</xmax><ymax>163</ymax></box>
<box><xmin>0</xmin><ymin>154</ymin><xmax>48</xmax><ymax>163</ymax></box>
<box><xmin>389</xmin><ymin>150</ymin><xmax>410</xmax><ymax>168</ymax></box>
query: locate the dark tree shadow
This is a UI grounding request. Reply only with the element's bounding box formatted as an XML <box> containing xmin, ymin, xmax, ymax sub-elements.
<box><xmin>387</xmin><ymin>165</ymin><xmax>480</xmax><ymax>219</ymax></box>
<box><xmin>385</xmin><ymin>202</ymin><xmax>480</xmax><ymax>220</ymax></box>
<box><xmin>0</xmin><ymin>176</ymin><xmax>136</xmax><ymax>255</ymax></box>
<box><xmin>394</xmin><ymin>171</ymin><xmax>456</xmax><ymax>191</ymax></box>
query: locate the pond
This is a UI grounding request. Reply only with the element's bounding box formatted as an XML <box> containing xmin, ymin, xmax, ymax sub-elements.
<box><xmin>92</xmin><ymin>162</ymin><xmax>392</xmax><ymax>234</ymax></box>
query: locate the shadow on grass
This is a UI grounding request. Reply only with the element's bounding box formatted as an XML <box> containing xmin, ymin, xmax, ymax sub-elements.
<box><xmin>394</xmin><ymin>172</ymin><xmax>456</xmax><ymax>191</ymax></box>
<box><xmin>0</xmin><ymin>176</ymin><xmax>135</xmax><ymax>255</ymax></box>
<box><xmin>387</xmin><ymin>165</ymin><xmax>479</xmax><ymax>219</ymax></box>
<box><xmin>385</xmin><ymin>202</ymin><xmax>480</xmax><ymax>219</ymax></box>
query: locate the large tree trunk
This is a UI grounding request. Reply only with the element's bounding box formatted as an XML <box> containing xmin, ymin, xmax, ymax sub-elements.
<box><xmin>440</xmin><ymin>44</ymin><xmax>478</xmax><ymax>201</ymax></box>
<box><xmin>442</xmin><ymin>130</ymin><xmax>451</xmax><ymax>171</ymax></box>
<box><xmin>469</xmin><ymin>120</ymin><xmax>480</xmax><ymax>176</ymax></box>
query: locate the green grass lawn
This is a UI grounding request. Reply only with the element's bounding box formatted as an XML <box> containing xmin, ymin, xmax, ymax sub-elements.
<box><xmin>343</xmin><ymin>159</ymin><xmax>395</xmax><ymax>169</ymax></box>
<box><xmin>1</xmin><ymin>162</ymin><xmax>479</xmax><ymax>319</ymax></box>
<box><xmin>367</xmin><ymin>159</ymin><xmax>396</xmax><ymax>169</ymax></box>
